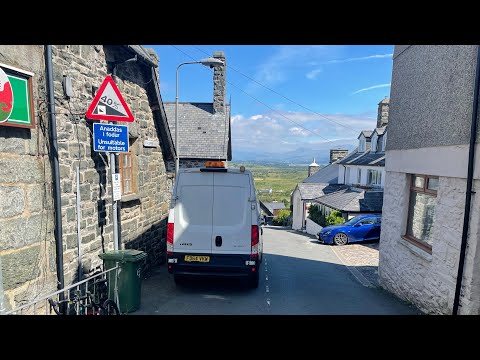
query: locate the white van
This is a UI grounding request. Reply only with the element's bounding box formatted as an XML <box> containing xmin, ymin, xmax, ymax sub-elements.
<box><xmin>166</xmin><ymin>161</ymin><xmax>263</xmax><ymax>288</ymax></box>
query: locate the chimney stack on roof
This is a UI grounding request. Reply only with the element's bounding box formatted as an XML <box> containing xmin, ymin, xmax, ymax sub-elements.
<box><xmin>377</xmin><ymin>97</ymin><xmax>390</xmax><ymax>128</ymax></box>
<box><xmin>213</xmin><ymin>51</ymin><xmax>226</xmax><ymax>114</ymax></box>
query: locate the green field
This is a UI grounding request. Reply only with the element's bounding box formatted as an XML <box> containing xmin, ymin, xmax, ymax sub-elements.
<box><xmin>229</xmin><ymin>162</ymin><xmax>308</xmax><ymax>207</ymax></box>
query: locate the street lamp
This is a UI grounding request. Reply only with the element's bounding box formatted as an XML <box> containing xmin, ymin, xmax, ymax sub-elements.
<box><xmin>175</xmin><ymin>57</ymin><xmax>224</xmax><ymax>175</ymax></box>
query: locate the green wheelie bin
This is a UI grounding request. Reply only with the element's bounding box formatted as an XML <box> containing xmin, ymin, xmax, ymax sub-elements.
<box><xmin>98</xmin><ymin>250</ymin><xmax>147</xmax><ymax>313</ymax></box>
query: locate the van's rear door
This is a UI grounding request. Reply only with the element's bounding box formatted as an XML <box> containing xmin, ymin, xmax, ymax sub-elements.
<box><xmin>211</xmin><ymin>172</ymin><xmax>252</xmax><ymax>255</ymax></box>
<box><xmin>174</xmin><ymin>171</ymin><xmax>213</xmax><ymax>254</ymax></box>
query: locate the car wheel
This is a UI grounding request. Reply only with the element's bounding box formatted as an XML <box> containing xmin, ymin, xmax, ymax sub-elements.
<box><xmin>333</xmin><ymin>232</ymin><xmax>348</xmax><ymax>246</ymax></box>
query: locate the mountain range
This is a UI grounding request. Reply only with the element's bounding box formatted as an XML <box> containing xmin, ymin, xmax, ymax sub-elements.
<box><xmin>233</xmin><ymin>143</ymin><xmax>356</xmax><ymax>164</ymax></box>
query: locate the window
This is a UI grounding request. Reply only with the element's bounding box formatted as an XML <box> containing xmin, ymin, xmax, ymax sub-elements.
<box><xmin>357</xmin><ymin>168</ymin><xmax>362</xmax><ymax>184</ymax></box>
<box><xmin>119</xmin><ymin>138</ymin><xmax>136</xmax><ymax>195</ymax></box>
<box><xmin>359</xmin><ymin>217</ymin><xmax>376</xmax><ymax>225</ymax></box>
<box><xmin>371</xmin><ymin>134</ymin><xmax>377</xmax><ymax>152</ymax></box>
<box><xmin>359</xmin><ymin>138</ymin><xmax>366</xmax><ymax>152</ymax></box>
<box><xmin>367</xmin><ymin>169</ymin><xmax>382</xmax><ymax>186</ymax></box>
<box><xmin>345</xmin><ymin>167</ymin><xmax>351</xmax><ymax>184</ymax></box>
<box><xmin>404</xmin><ymin>174</ymin><xmax>438</xmax><ymax>253</ymax></box>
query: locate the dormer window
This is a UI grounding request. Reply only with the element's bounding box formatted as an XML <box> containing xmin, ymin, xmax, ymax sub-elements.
<box><xmin>371</xmin><ymin>133</ymin><xmax>378</xmax><ymax>152</ymax></box>
<box><xmin>359</xmin><ymin>138</ymin><xmax>366</xmax><ymax>152</ymax></box>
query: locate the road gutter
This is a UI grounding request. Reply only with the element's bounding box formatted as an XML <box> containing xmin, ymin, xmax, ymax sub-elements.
<box><xmin>330</xmin><ymin>246</ymin><xmax>374</xmax><ymax>288</ymax></box>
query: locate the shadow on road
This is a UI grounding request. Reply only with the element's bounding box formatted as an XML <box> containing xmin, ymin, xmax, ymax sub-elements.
<box><xmin>137</xmin><ymin>248</ymin><xmax>420</xmax><ymax>314</ymax></box>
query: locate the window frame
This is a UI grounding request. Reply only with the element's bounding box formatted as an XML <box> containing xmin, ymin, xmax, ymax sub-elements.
<box><xmin>118</xmin><ymin>140</ymin><xmax>135</xmax><ymax>196</ymax></box>
<box><xmin>402</xmin><ymin>174</ymin><xmax>438</xmax><ymax>254</ymax></box>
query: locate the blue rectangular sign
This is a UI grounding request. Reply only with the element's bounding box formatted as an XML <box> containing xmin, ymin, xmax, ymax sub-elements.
<box><xmin>93</xmin><ymin>123</ymin><xmax>129</xmax><ymax>153</ymax></box>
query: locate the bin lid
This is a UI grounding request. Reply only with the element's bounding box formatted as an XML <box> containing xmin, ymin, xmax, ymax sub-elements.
<box><xmin>98</xmin><ymin>249</ymin><xmax>147</xmax><ymax>262</ymax></box>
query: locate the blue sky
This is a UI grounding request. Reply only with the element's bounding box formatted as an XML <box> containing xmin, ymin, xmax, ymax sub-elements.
<box><xmin>147</xmin><ymin>45</ymin><xmax>394</xmax><ymax>156</ymax></box>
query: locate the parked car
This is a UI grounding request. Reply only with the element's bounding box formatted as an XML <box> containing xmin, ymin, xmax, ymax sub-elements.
<box><xmin>316</xmin><ymin>215</ymin><xmax>382</xmax><ymax>245</ymax></box>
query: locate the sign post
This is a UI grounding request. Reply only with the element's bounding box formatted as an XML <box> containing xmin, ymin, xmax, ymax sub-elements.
<box><xmin>86</xmin><ymin>75</ymin><xmax>134</xmax><ymax>251</ymax></box>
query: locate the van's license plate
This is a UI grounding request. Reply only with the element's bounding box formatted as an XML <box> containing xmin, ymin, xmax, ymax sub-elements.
<box><xmin>184</xmin><ymin>255</ymin><xmax>210</xmax><ymax>263</ymax></box>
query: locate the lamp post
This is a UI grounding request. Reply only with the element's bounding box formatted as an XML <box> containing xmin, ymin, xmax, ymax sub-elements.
<box><xmin>175</xmin><ymin>57</ymin><xmax>224</xmax><ymax>175</ymax></box>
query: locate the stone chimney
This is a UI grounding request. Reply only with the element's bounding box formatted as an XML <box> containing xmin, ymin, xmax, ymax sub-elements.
<box><xmin>330</xmin><ymin>149</ymin><xmax>349</xmax><ymax>164</ymax></box>
<box><xmin>377</xmin><ymin>97</ymin><xmax>390</xmax><ymax>128</ymax></box>
<box><xmin>213</xmin><ymin>51</ymin><xmax>226</xmax><ymax>114</ymax></box>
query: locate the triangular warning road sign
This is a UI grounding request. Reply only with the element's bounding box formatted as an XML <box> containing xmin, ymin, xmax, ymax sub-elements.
<box><xmin>86</xmin><ymin>75</ymin><xmax>134</xmax><ymax>122</ymax></box>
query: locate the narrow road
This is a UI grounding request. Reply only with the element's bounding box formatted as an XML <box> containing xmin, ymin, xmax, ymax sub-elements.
<box><xmin>137</xmin><ymin>226</ymin><xmax>419</xmax><ymax>314</ymax></box>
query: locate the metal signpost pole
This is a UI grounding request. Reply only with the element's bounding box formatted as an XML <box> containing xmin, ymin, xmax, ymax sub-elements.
<box><xmin>110</xmin><ymin>123</ymin><xmax>119</xmax><ymax>251</ymax></box>
<box><xmin>86</xmin><ymin>74</ymin><xmax>134</xmax><ymax>253</ymax></box>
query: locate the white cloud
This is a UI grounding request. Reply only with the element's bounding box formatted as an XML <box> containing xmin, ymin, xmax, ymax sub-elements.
<box><xmin>289</xmin><ymin>127</ymin><xmax>310</xmax><ymax>137</ymax></box>
<box><xmin>328</xmin><ymin>53</ymin><xmax>393</xmax><ymax>64</ymax></box>
<box><xmin>306</xmin><ymin>68</ymin><xmax>322</xmax><ymax>80</ymax></box>
<box><xmin>231</xmin><ymin>110</ymin><xmax>377</xmax><ymax>154</ymax></box>
<box><xmin>352</xmin><ymin>83</ymin><xmax>391</xmax><ymax>95</ymax></box>
<box><xmin>246</xmin><ymin>45</ymin><xmax>343</xmax><ymax>92</ymax></box>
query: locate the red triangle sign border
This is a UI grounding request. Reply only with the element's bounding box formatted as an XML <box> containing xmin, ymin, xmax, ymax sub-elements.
<box><xmin>85</xmin><ymin>75</ymin><xmax>134</xmax><ymax>122</ymax></box>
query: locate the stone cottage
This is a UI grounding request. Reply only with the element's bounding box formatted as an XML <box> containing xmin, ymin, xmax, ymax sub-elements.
<box><xmin>379</xmin><ymin>45</ymin><xmax>480</xmax><ymax>314</ymax></box>
<box><xmin>163</xmin><ymin>51</ymin><xmax>232</xmax><ymax>169</ymax></box>
<box><xmin>0</xmin><ymin>45</ymin><xmax>175</xmax><ymax>313</ymax></box>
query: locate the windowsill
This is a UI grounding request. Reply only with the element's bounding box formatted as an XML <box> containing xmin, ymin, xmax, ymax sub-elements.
<box><xmin>401</xmin><ymin>235</ymin><xmax>433</xmax><ymax>260</ymax></box>
<box><xmin>121</xmin><ymin>193</ymin><xmax>141</xmax><ymax>203</ymax></box>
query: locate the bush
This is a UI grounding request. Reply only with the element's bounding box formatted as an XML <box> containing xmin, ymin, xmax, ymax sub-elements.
<box><xmin>273</xmin><ymin>209</ymin><xmax>291</xmax><ymax>226</ymax></box>
<box><xmin>307</xmin><ymin>204</ymin><xmax>326</xmax><ymax>227</ymax></box>
<box><xmin>325</xmin><ymin>210</ymin><xmax>345</xmax><ymax>226</ymax></box>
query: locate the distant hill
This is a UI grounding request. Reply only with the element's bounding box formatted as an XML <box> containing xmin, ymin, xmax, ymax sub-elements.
<box><xmin>233</xmin><ymin>144</ymin><xmax>355</xmax><ymax>164</ymax></box>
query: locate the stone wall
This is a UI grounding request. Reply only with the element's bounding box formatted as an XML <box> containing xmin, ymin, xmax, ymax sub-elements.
<box><xmin>379</xmin><ymin>170</ymin><xmax>480</xmax><ymax>314</ymax></box>
<box><xmin>51</xmin><ymin>45</ymin><xmax>173</xmax><ymax>280</ymax></box>
<box><xmin>0</xmin><ymin>45</ymin><xmax>174</xmax><ymax>311</ymax></box>
<box><xmin>0</xmin><ymin>45</ymin><xmax>58</xmax><ymax>312</ymax></box>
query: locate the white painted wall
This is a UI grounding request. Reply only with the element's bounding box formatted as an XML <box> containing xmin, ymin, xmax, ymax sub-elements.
<box><xmin>379</xmin><ymin>146</ymin><xmax>480</xmax><ymax>314</ymax></box>
<box><xmin>386</xmin><ymin>144</ymin><xmax>480</xmax><ymax>180</ymax></box>
<box><xmin>292</xmin><ymin>188</ymin><xmax>304</xmax><ymax>230</ymax></box>
<box><xmin>341</xmin><ymin>165</ymin><xmax>385</xmax><ymax>187</ymax></box>
<box><xmin>306</xmin><ymin>218</ymin><xmax>323</xmax><ymax>236</ymax></box>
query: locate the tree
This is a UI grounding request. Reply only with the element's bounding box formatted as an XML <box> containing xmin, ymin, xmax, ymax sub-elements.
<box><xmin>307</xmin><ymin>204</ymin><xmax>326</xmax><ymax>226</ymax></box>
<box><xmin>325</xmin><ymin>210</ymin><xmax>345</xmax><ymax>225</ymax></box>
<box><xmin>273</xmin><ymin>209</ymin><xmax>291</xmax><ymax>226</ymax></box>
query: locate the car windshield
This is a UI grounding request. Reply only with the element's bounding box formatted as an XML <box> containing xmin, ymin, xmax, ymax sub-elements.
<box><xmin>343</xmin><ymin>217</ymin><xmax>362</xmax><ymax>226</ymax></box>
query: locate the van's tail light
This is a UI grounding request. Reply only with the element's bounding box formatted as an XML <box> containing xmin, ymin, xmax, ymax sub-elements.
<box><xmin>251</xmin><ymin>225</ymin><xmax>259</xmax><ymax>258</ymax></box>
<box><xmin>167</xmin><ymin>223</ymin><xmax>174</xmax><ymax>255</ymax></box>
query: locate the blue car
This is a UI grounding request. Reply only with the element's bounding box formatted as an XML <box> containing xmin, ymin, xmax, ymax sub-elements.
<box><xmin>316</xmin><ymin>215</ymin><xmax>382</xmax><ymax>245</ymax></box>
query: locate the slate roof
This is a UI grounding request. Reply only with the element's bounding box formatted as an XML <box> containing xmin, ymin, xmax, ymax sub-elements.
<box><xmin>125</xmin><ymin>45</ymin><xmax>158</xmax><ymax>67</ymax></box>
<box><xmin>164</xmin><ymin>102</ymin><xmax>231</xmax><ymax>160</ymax></box>
<box><xmin>337</xmin><ymin>149</ymin><xmax>360</xmax><ymax>164</ymax></box>
<box><xmin>296</xmin><ymin>183</ymin><xmax>348</xmax><ymax>201</ymax></box>
<box><xmin>336</xmin><ymin>148</ymin><xmax>385</xmax><ymax>167</ymax></box>
<box><xmin>314</xmin><ymin>189</ymin><xmax>384</xmax><ymax>212</ymax></box>
<box><xmin>358</xmin><ymin>130</ymin><xmax>373</xmax><ymax>139</ymax></box>
<box><xmin>373</xmin><ymin>126</ymin><xmax>387</xmax><ymax>136</ymax></box>
<box><xmin>302</xmin><ymin>163</ymin><xmax>339</xmax><ymax>184</ymax></box>
<box><xmin>260</xmin><ymin>200</ymin><xmax>285</xmax><ymax>216</ymax></box>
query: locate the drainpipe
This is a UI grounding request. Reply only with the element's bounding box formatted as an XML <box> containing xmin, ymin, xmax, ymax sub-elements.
<box><xmin>453</xmin><ymin>45</ymin><xmax>480</xmax><ymax>315</ymax></box>
<box><xmin>45</xmin><ymin>45</ymin><xmax>65</xmax><ymax>296</ymax></box>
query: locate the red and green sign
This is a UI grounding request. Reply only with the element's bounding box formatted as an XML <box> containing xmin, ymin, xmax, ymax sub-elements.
<box><xmin>0</xmin><ymin>66</ymin><xmax>34</xmax><ymax>129</ymax></box>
